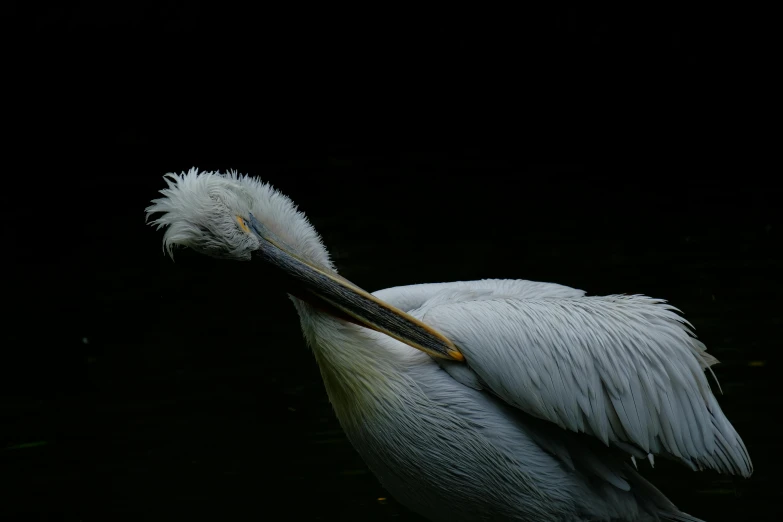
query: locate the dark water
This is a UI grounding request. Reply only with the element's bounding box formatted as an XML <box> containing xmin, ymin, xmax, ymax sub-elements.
<box><xmin>3</xmin><ymin>159</ymin><xmax>779</xmax><ymax>521</ymax></box>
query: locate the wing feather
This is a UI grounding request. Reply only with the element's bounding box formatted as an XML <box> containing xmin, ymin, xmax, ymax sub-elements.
<box><xmin>417</xmin><ymin>293</ymin><xmax>752</xmax><ymax>477</ymax></box>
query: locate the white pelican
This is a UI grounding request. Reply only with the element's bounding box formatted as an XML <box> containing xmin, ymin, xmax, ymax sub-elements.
<box><xmin>147</xmin><ymin>168</ymin><xmax>751</xmax><ymax>522</ymax></box>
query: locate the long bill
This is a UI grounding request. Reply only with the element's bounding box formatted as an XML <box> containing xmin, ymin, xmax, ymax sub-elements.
<box><xmin>246</xmin><ymin>213</ymin><xmax>464</xmax><ymax>362</ymax></box>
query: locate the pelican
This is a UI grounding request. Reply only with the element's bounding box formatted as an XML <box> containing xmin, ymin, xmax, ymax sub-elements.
<box><xmin>146</xmin><ymin>168</ymin><xmax>751</xmax><ymax>521</ymax></box>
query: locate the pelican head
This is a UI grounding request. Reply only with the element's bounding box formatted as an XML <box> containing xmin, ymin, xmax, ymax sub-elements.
<box><xmin>146</xmin><ymin>168</ymin><xmax>463</xmax><ymax>361</ymax></box>
<box><xmin>145</xmin><ymin>168</ymin><xmax>332</xmax><ymax>269</ymax></box>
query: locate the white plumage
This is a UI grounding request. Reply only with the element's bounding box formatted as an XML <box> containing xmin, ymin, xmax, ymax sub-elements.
<box><xmin>410</xmin><ymin>286</ymin><xmax>749</xmax><ymax>476</ymax></box>
<box><xmin>148</xmin><ymin>169</ymin><xmax>751</xmax><ymax>521</ymax></box>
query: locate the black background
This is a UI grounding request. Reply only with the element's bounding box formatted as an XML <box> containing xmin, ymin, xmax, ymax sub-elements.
<box><xmin>3</xmin><ymin>3</ymin><xmax>778</xmax><ymax>521</ymax></box>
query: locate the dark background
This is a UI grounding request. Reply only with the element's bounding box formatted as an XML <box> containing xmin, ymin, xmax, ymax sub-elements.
<box><xmin>3</xmin><ymin>3</ymin><xmax>778</xmax><ymax>521</ymax></box>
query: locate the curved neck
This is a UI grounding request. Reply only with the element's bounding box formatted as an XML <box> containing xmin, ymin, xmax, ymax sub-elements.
<box><xmin>289</xmin><ymin>297</ymin><xmax>423</xmax><ymax>421</ymax></box>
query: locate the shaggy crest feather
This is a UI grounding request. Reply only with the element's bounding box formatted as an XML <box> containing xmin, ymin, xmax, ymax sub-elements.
<box><xmin>145</xmin><ymin>168</ymin><xmax>333</xmax><ymax>270</ymax></box>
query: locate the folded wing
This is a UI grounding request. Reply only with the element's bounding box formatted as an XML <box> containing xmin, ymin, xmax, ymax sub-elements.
<box><xmin>413</xmin><ymin>287</ymin><xmax>751</xmax><ymax>477</ymax></box>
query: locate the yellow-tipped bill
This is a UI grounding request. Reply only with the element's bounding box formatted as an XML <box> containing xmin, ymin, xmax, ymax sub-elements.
<box><xmin>245</xmin><ymin>213</ymin><xmax>464</xmax><ymax>361</ymax></box>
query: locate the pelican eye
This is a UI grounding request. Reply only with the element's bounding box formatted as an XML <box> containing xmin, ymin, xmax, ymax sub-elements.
<box><xmin>237</xmin><ymin>216</ymin><xmax>250</xmax><ymax>233</ymax></box>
